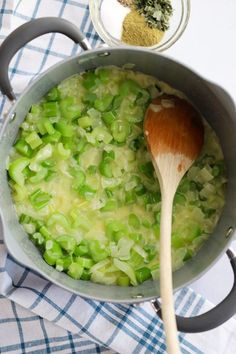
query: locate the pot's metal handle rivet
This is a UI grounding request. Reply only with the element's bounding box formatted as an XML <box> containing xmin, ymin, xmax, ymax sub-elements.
<box><xmin>225</xmin><ymin>227</ymin><xmax>234</xmax><ymax>239</ymax></box>
<box><xmin>97</xmin><ymin>52</ymin><xmax>110</xmax><ymax>57</ymax></box>
<box><xmin>132</xmin><ymin>294</ymin><xmax>144</xmax><ymax>299</ymax></box>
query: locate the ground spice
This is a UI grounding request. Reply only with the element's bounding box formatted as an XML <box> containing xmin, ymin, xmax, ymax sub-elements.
<box><xmin>122</xmin><ymin>10</ymin><xmax>164</xmax><ymax>47</ymax></box>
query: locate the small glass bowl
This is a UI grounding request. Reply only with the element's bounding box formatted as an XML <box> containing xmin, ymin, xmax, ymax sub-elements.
<box><xmin>89</xmin><ymin>0</ymin><xmax>190</xmax><ymax>51</ymax></box>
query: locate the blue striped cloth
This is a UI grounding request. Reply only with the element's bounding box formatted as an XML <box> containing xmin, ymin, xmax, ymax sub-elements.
<box><xmin>0</xmin><ymin>1</ymin><xmax>236</xmax><ymax>353</ymax></box>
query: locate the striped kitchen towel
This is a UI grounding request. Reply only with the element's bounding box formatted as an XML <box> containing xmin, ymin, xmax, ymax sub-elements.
<box><xmin>0</xmin><ymin>1</ymin><xmax>236</xmax><ymax>353</ymax></box>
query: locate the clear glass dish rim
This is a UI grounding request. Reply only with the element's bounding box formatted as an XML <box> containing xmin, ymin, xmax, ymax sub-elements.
<box><xmin>89</xmin><ymin>0</ymin><xmax>191</xmax><ymax>52</ymax></box>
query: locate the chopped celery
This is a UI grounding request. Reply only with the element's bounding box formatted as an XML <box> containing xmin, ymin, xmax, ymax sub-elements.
<box><xmin>57</xmin><ymin>235</ymin><xmax>77</xmax><ymax>253</ymax></box>
<box><xmin>94</xmin><ymin>94</ymin><xmax>113</xmax><ymax>112</ymax></box>
<box><xmin>60</xmin><ymin>96</ymin><xmax>81</xmax><ymax>120</ymax></box>
<box><xmin>67</xmin><ymin>262</ymin><xmax>83</xmax><ymax>279</ymax></box>
<box><xmin>8</xmin><ymin>157</ymin><xmax>30</xmax><ymax>186</ymax></box>
<box><xmin>14</xmin><ymin>139</ymin><xmax>33</xmax><ymax>157</ymax></box>
<box><xmin>135</xmin><ymin>267</ymin><xmax>151</xmax><ymax>283</ymax></box>
<box><xmin>89</xmin><ymin>240</ymin><xmax>109</xmax><ymax>262</ymax></box>
<box><xmin>55</xmin><ymin>122</ymin><xmax>74</xmax><ymax>137</ymax></box>
<box><xmin>110</xmin><ymin>120</ymin><xmax>130</xmax><ymax>143</ymax></box>
<box><xmin>25</xmin><ymin>132</ymin><xmax>42</xmax><ymax>149</ymax></box>
<box><xmin>113</xmin><ymin>258</ymin><xmax>137</xmax><ymax>286</ymax></box>
<box><xmin>29</xmin><ymin>189</ymin><xmax>51</xmax><ymax>210</ymax></box>
<box><xmin>100</xmin><ymin>200</ymin><xmax>118</xmax><ymax>212</ymax></box>
<box><xmin>128</xmin><ymin>214</ymin><xmax>140</xmax><ymax>229</ymax></box>
<box><xmin>117</xmin><ymin>274</ymin><xmax>130</xmax><ymax>286</ymax></box>
<box><xmin>77</xmin><ymin>184</ymin><xmax>96</xmax><ymax>199</ymax></box>
<box><xmin>9</xmin><ymin>66</ymin><xmax>226</xmax><ymax>288</ymax></box>
<box><xmin>46</xmin><ymin>87</ymin><xmax>60</xmax><ymax>102</ymax></box>
<box><xmin>43</xmin><ymin>102</ymin><xmax>59</xmax><ymax>117</ymax></box>
<box><xmin>102</xmin><ymin>111</ymin><xmax>116</xmax><ymax>126</ymax></box>
<box><xmin>43</xmin><ymin>240</ymin><xmax>63</xmax><ymax>265</ymax></box>
<box><xmin>78</xmin><ymin>116</ymin><xmax>93</xmax><ymax>128</ymax></box>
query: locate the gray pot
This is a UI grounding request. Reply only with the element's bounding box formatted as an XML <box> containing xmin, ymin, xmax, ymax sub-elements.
<box><xmin>0</xmin><ymin>18</ymin><xmax>236</xmax><ymax>333</ymax></box>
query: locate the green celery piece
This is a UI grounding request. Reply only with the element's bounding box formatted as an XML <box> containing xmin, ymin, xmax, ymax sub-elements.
<box><xmin>19</xmin><ymin>213</ymin><xmax>31</xmax><ymax>224</ymax></box>
<box><xmin>117</xmin><ymin>274</ymin><xmax>130</xmax><ymax>286</ymax></box>
<box><xmin>43</xmin><ymin>119</ymin><xmax>55</xmax><ymax>135</ymax></box>
<box><xmin>14</xmin><ymin>139</ymin><xmax>33</xmax><ymax>157</ymax></box>
<box><xmin>46</xmin><ymin>87</ymin><xmax>60</xmax><ymax>102</ymax></box>
<box><xmin>80</xmin><ymin>269</ymin><xmax>91</xmax><ymax>280</ymax></box>
<box><xmin>87</xmin><ymin>165</ymin><xmax>97</xmax><ymax>175</ymax></box>
<box><xmin>139</xmin><ymin>161</ymin><xmax>154</xmax><ymax>178</ymax></box>
<box><xmin>56</xmin><ymin>256</ymin><xmax>72</xmax><ymax>271</ymax></box>
<box><xmin>105</xmin><ymin>220</ymin><xmax>127</xmax><ymax>241</ymax></box>
<box><xmin>171</xmin><ymin>233</ymin><xmax>185</xmax><ymax>248</ymax></box>
<box><xmin>129</xmin><ymin>233</ymin><xmax>143</xmax><ymax>243</ymax></box>
<box><xmin>44</xmin><ymin>170</ymin><xmax>57</xmax><ymax>182</ymax></box>
<box><xmin>102</xmin><ymin>111</ymin><xmax>116</xmax><ymax>126</ymax></box>
<box><xmin>43</xmin><ymin>102</ymin><xmax>59</xmax><ymax>117</ymax></box>
<box><xmin>125</xmin><ymin>190</ymin><xmax>137</xmax><ymax>205</ymax></box>
<box><xmin>8</xmin><ymin>157</ymin><xmax>30</xmax><ymax>186</ymax></box>
<box><xmin>57</xmin><ymin>235</ymin><xmax>77</xmax><ymax>253</ymax></box>
<box><xmin>30</xmin><ymin>104</ymin><xmax>41</xmax><ymax>115</ymax></box>
<box><xmin>110</xmin><ymin>120</ymin><xmax>130</xmax><ymax>143</ymax></box>
<box><xmin>100</xmin><ymin>199</ymin><xmax>118</xmax><ymax>212</ymax></box>
<box><xmin>72</xmin><ymin>170</ymin><xmax>86</xmax><ymax>189</ymax></box>
<box><xmin>31</xmin><ymin>232</ymin><xmax>44</xmax><ymax>247</ymax></box>
<box><xmin>39</xmin><ymin>226</ymin><xmax>52</xmax><ymax>240</ymax></box>
<box><xmin>82</xmin><ymin>72</ymin><xmax>97</xmax><ymax>90</ymax></box>
<box><xmin>67</xmin><ymin>262</ymin><xmax>83</xmax><ymax>279</ymax></box>
<box><xmin>128</xmin><ymin>213</ymin><xmax>140</xmax><ymax>229</ymax></box>
<box><xmin>112</xmin><ymin>95</ymin><xmax>123</xmax><ymax>110</ymax></box>
<box><xmin>76</xmin><ymin>257</ymin><xmax>94</xmax><ymax>269</ymax></box>
<box><xmin>113</xmin><ymin>258</ymin><xmax>137</xmax><ymax>286</ymax></box>
<box><xmin>74</xmin><ymin>241</ymin><xmax>89</xmax><ymax>256</ymax></box>
<box><xmin>89</xmin><ymin>240</ymin><xmax>109</xmax><ymax>263</ymax></box>
<box><xmin>29</xmin><ymin>189</ymin><xmax>51</xmax><ymax>210</ymax></box>
<box><xmin>99</xmin><ymin>159</ymin><xmax>113</xmax><ymax>178</ymax></box>
<box><xmin>103</xmin><ymin>150</ymin><xmax>115</xmax><ymax>160</ymax></box>
<box><xmin>77</xmin><ymin>184</ymin><xmax>96</xmax><ymax>200</ymax></box>
<box><xmin>47</xmin><ymin>212</ymin><xmax>70</xmax><ymax>229</ymax></box>
<box><xmin>42</xmin><ymin>130</ymin><xmax>61</xmax><ymax>143</ymax></box>
<box><xmin>55</xmin><ymin>122</ymin><xmax>74</xmax><ymax>137</ymax></box>
<box><xmin>144</xmin><ymin>244</ymin><xmax>156</xmax><ymax>261</ymax></box>
<box><xmin>43</xmin><ymin>239</ymin><xmax>63</xmax><ymax>265</ymax></box>
<box><xmin>135</xmin><ymin>267</ymin><xmax>152</xmax><ymax>283</ymax></box>
<box><xmin>97</xmin><ymin>68</ymin><xmax>110</xmax><ymax>83</ymax></box>
<box><xmin>78</xmin><ymin>116</ymin><xmax>93</xmax><ymax>128</ymax></box>
<box><xmin>60</xmin><ymin>96</ymin><xmax>81</xmax><ymax>120</ymax></box>
<box><xmin>134</xmin><ymin>183</ymin><xmax>146</xmax><ymax>196</ymax></box>
<box><xmin>153</xmin><ymin>223</ymin><xmax>160</xmax><ymax>237</ymax></box>
<box><xmin>57</xmin><ymin>142</ymin><xmax>71</xmax><ymax>158</ymax></box>
<box><xmin>76</xmin><ymin>138</ymin><xmax>86</xmax><ymax>153</ymax></box>
<box><xmin>174</xmin><ymin>193</ymin><xmax>186</xmax><ymax>205</ymax></box>
<box><xmin>91</xmin><ymin>126</ymin><xmax>113</xmax><ymax>144</ymax></box>
<box><xmin>29</xmin><ymin>144</ymin><xmax>53</xmax><ymax>172</ymax></box>
<box><xmin>83</xmin><ymin>92</ymin><xmax>97</xmax><ymax>105</ymax></box>
<box><xmin>119</xmin><ymin>79</ymin><xmax>141</xmax><ymax>96</ymax></box>
<box><xmin>29</xmin><ymin>167</ymin><xmax>48</xmax><ymax>184</ymax></box>
<box><xmin>25</xmin><ymin>132</ymin><xmax>42</xmax><ymax>149</ymax></box>
<box><xmin>94</xmin><ymin>94</ymin><xmax>113</xmax><ymax>112</ymax></box>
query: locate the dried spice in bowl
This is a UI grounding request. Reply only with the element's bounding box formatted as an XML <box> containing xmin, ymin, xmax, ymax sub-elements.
<box><xmin>122</xmin><ymin>10</ymin><xmax>164</xmax><ymax>46</ymax></box>
<box><xmin>120</xmin><ymin>0</ymin><xmax>173</xmax><ymax>47</ymax></box>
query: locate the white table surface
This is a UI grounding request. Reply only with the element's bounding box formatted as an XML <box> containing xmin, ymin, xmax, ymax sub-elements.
<box><xmin>165</xmin><ymin>0</ymin><xmax>236</xmax><ymax>305</ymax></box>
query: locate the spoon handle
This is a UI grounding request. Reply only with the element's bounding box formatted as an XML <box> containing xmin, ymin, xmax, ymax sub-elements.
<box><xmin>160</xmin><ymin>191</ymin><xmax>181</xmax><ymax>354</ymax></box>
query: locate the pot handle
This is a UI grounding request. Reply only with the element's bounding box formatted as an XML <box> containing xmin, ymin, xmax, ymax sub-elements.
<box><xmin>0</xmin><ymin>17</ymin><xmax>91</xmax><ymax>101</ymax></box>
<box><xmin>151</xmin><ymin>248</ymin><xmax>236</xmax><ymax>333</ymax></box>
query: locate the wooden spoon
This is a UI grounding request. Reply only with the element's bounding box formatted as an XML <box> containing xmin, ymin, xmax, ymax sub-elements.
<box><xmin>144</xmin><ymin>95</ymin><xmax>204</xmax><ymax>354</ymax></box>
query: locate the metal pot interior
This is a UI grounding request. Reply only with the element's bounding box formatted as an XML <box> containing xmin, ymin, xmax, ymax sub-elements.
<box><xmin>1</xmin><ymin>48</ymin><xmax>236</xmax><ymax>303</ymax></box>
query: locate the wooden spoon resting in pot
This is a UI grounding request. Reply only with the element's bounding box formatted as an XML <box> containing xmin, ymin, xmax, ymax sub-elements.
<box><xmin>144</xmin><ymin>95</ymin><xmax>204</xmax><ymax>354</ymax></box>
